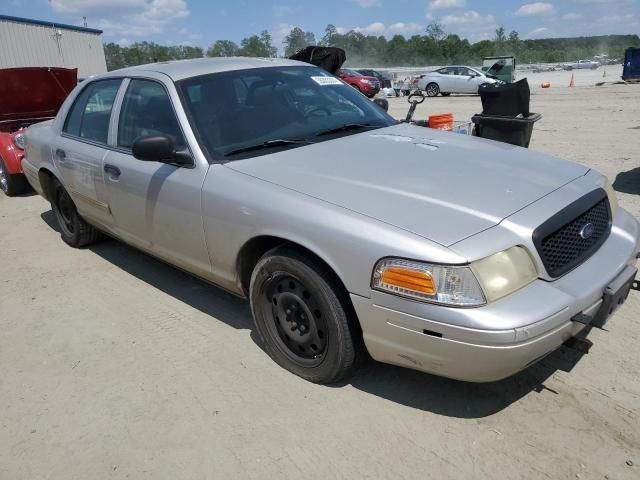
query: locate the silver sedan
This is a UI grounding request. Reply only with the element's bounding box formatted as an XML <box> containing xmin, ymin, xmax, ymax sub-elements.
<box><xmin>22</xmin><ymin>58</ymin><xmax>639</xmax><ymax>384</ymax></box>
<box><xmin>416</xmin><ymin>66</ymin><xmax>500</xmax><ymax>96</ymax></box>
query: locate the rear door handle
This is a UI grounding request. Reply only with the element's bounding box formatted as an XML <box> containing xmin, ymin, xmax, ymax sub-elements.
<box><xmin>104</xmin><ymin>164</ymin><xmax>121</xmax><ymax>178</ymax></box>
<box><xmin>55</xmin><ymin>148</ymin><xmax>66</xmax><ymax>162</ymax></box>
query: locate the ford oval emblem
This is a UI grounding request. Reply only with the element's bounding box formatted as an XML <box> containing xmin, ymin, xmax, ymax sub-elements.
<box><xmin>579</xmin><ymin>223</ymin><xmax>595</xmax><ymax>239</ymax></box>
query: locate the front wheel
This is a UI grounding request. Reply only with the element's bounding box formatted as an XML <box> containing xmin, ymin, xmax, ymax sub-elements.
<box><xmin>425</xmin><ymin>82</ymin><xmax>440</xmax><ymax>97</ymax></box>
<box><xmin>250</xmin><ymin>247</ymin><xmax>363</xmax><ymax>383</ymax></box>
<box><xmin>0</xmin><ymin>157</ymin><xmax>28</xmax><ymax>197</ymax></box>
<box><xmin>50</xmin><ymin>178</ymin><xmax>101</xmax><ymax>248</ymax></box>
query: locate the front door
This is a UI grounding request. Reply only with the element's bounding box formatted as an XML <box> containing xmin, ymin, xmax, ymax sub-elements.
<box><xmin>103</xmin><ymin>78</ymin><xmax>212</xmax><ymax>276</ymax></box>
<box><xmin>456</xmin><ymin>68</ymin><xmax>478</xmax><ymax>93</ymax></box>
<box><xmin>54</xmin><ymin>79</ymin><xmax>123</xmax><ymax>227</ymax></box>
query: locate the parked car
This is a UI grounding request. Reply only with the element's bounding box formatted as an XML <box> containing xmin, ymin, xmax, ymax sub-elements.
<box><xmin>416</xmin><ymin>66</ymin><xmax>500</xmax><ymax>97</ymax></box>
<box><xmin>0</xmin><ymin>67</ymin><xmax>77</xmax><ymax>196</ymax></box>
<box><xmin>356</xmin><ymin>68</ymin><xmax>392</xmax><ymax>88</ymax></box>
<box><xmin>23</xmin><ymin>58</ymin><xmax>639</xmax><ymax>384</ymax></box>
<box><xmin>564</xmin><ymin>60</ymin><xmax>599</xmax><ymax>70</ymax></box>
<box><xmin>336</xmin><ymin>69</ymin><xmax>380</xmax><ymax>97</ymax></box>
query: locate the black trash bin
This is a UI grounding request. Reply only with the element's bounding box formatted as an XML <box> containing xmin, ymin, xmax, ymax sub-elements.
<box><xmin>471</xmin><ymin>112</ymin><xmax>542</xmax><ymax>148</ymax></box>
<box><xmin>472</xmin><ymin>78</ymin><xmax>541</xmax><ymax>147</ymax></box>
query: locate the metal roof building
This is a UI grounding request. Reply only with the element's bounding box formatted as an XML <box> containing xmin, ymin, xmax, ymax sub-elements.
<box><xmin>0</xmin><ymin>15</ymin><xmax>107</xmax><ymax>77</ymax></box>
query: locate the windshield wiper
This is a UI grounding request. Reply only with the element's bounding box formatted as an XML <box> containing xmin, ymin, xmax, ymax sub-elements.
<box><xmin>224</xmin><ymin>139</ymin><xmax>312</xmax><ymax>157</ymax></box>
<box><xmin>315</xmin><ymin>123</ymin><xmax>382</xmax><ymax>137</ymax></box>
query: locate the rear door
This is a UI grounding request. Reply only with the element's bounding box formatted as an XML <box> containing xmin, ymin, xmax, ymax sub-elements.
<box><xmin>102</xmin><ymin>76</ymin><xmax>212</xmax><ymax>276</ymax></box>
<box><xmin>55</xmin><ymin>78</ymin><xmax>123</xmax><ymax>227</ymax></box>
<box><xmin>435</xmin><ymin>68</ymin><xmax>457</xmax><ymax>92</ymax></box>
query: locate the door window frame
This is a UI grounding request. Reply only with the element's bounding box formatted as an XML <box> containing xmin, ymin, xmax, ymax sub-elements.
<box><xmin>110</xmin><ymin>76</ymin><xmax>194</xmax><ymax>168</ymax></box>
<box><xmin>61</xmin><ymin>78</ymin><xmax>125</xmax><ymax>148</ymax></box>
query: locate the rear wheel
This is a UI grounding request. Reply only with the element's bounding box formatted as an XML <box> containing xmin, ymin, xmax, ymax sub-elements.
<box><xmin>426</xmin><ymin>82</ymin><xmax>440</xmax><ymax>97</ymax></box>
<box><xmin>250</xmin><ymin>247</ymin><xmax>362</xmax><ymax>384</ymax></box>
<box><xmin>50</xmin><ymin>178</ymin><xmax>101</xmax><ymax>248</ymax></box>
<box><xmin>0</xmin><ymin>157</ymin><xmax>28</xmax><ymax>197</ymax></box>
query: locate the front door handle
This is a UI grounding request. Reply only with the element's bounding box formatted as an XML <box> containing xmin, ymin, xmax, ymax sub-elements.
<box><xmin>55</xmin><ymin>148</ymin><xmax>66</xmax><ymax>162</ymax></box>
<box><xmin>104</xmin><ymin>164</ymin><xmax>121</xmax><ymax>178</ymax></box>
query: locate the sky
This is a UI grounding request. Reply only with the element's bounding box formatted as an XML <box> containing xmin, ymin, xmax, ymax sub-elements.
<box><xmin>1</xmin><ymin>0</ymin><xmax>638</xmax><ymax>51</ymax></box>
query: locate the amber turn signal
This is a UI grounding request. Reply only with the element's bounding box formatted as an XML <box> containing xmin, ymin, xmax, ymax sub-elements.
<box><xmin>380</xmin><ymin>267</ymin><xmax>436</xmax><ymax>294</ymax></box>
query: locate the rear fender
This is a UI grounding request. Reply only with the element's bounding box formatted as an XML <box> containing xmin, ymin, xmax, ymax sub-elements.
<box><xmin>0</xmin><ymin>131</ymin><xmax>24</xmax><ymax>174</ymax></box>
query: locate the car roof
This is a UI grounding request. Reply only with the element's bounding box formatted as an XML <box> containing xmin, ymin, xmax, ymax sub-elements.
<box><xmin>99</xmin><ymin>57</ymin><xmax>310</xmax><ymax>82</ymax></box>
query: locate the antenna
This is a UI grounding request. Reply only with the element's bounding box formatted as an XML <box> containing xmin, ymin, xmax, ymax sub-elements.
<box><xmin>83</xmin><ymin>16</ymin><xmax>87</xmax><ymax>27</ymax></box>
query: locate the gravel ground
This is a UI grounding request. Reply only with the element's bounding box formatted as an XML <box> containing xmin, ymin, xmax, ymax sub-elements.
<box><xmin>1</xmin><ymin>67</ymin><xmax>639</xmax><ymax>479</ymax></box>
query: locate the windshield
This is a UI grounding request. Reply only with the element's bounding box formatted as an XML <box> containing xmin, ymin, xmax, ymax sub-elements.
<box><xmin>177</xmin><ymin>66</ymin><xmax>395</xmax><ymax>161</ymax></box>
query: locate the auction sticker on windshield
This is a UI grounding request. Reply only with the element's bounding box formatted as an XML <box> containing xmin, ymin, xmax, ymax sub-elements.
<box><xmin>311</xmin><ymin>76</ymin><xmax>344</xmax><ymax>86</ymax></box>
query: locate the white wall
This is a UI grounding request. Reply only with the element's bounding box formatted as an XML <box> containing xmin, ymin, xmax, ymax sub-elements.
<box><xmin>0</xmin><ymin>19</ymin><xmax>107</xmax><ymax>77</ymax></box>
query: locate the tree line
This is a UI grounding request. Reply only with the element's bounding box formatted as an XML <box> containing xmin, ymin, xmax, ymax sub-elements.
<box><xmin>103</xmin><ymin>23</ymin><xmax>640</xmax><ymax>71</ymax></box>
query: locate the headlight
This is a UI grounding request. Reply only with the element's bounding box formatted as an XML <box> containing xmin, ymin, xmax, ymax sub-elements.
<box><xmin>13</xmin><ymin>133</ymin><xmax>25</xmax><ymax>150</ymax></box>
<box><xmin>603</xmin><ymin>179</ymin><xmax>618</xmax><ymax>218</ymax></box>
<box><xmin>372</xmin><ymin>258</ymin><xmax>485</xmax><ymax>306</ymax></box>
<box><xmin>470</xmin><ymin>246</ymin><xmax>537</xmax><ymax>302</ymax></box>
<box><xmin>373</xmin><ymin>246</ymin><xmax>538</xmax><ymax>307</ymax></box>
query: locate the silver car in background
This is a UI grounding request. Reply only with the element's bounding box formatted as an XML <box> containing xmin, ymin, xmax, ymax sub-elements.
<box><xmin>416</xmin><ymin>66</ymin><xmax>500</xmax><ymax>97</ymax></box>
<box><xmin>564</xmin><ymin>60</ymin><xmax>599</xmax><ymax>70</ymax></box>
<box><xmin>22</xmin><ymin>58</ymin><xmax>639</xmax><ymax>384</ymax></box>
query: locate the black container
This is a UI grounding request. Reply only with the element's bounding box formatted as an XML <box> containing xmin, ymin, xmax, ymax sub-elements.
<box><xmin>478</xmin><ymin>78</ymin><xmax>530</xmax><ymax>117</ymax></box>
<box><xmin>471</xmin><ymin>113</ymin><xmax>542</xmax><ymax>148</ymax></box>
<box><xmin>288</xmin><ymin>46</ymin><xmax>346</xmax><ymax>74</ymax></box>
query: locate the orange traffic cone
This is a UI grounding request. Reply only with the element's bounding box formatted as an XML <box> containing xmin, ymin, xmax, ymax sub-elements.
<box><xmin>569</xmin><ymin>72</ymin><xmax>575</xmax><ymax>87</ymax></box>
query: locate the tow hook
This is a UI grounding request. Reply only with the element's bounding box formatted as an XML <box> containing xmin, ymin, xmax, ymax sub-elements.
<box><xmin>564</xmin><ymin>337</ymin><xmax>593</xmax><ymax>354</ymax></box>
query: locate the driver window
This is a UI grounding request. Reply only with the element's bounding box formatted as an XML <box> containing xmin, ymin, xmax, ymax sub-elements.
<box><xmin>117</xmin><ymin>79</ymin><xmax>185</xmax><ymax>150</ymax></box>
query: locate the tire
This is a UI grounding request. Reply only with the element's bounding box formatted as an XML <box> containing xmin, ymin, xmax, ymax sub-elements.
<box><xmin>50</xmin><ymin>178</ymin><xmax>101</xmax><ymax>248</ymax></box>
<box><xmin>0</xmin><ymin>157</ymin><xmax>29</xmax><ymax>197</ymax></box>
<box><xmin>441</xmin><ymin>92</ymin><xmax>451</xmax><ymax>97</ymax></box>
<box><xmin>426</xmin><ymin>82</ymin><xmax>440</xmax><ymax>97</ymax></box>
<box><xmin>249</xmin><ymin>247</ymin><xmax>363</xmax><ymax>384</ymax></box>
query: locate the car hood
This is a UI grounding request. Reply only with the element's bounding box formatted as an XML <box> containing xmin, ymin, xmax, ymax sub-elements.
<box><xmin>0</xmin><ymin>67</ymin><xmax>77</xmax><ymax>122</ymax></box>
<box><xmin>226</xmin><ymin>123</ymin><xmax>588</xmax><ymax>246</ymax></box>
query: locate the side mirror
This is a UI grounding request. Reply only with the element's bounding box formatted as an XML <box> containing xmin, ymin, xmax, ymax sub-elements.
<box><xmin>132</xmin><ymin>135</ymin><xmax>192</xmax><ymax>166</ymax></box>
<box><xmin>373</xmin><ymin>98</ymin><xmax>389</xmax><ymax>112</ymax></box>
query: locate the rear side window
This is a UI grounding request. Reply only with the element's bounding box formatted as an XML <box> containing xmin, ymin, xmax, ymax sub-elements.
<box><xmin>117</xmin><ymin>79</ymin><xmax>185</xmax><ymax>150</ymax></box>
<box><xmin>63</xmin><ymin>79</ymin><xmax>122</xmax><ymax>144</ymax></box>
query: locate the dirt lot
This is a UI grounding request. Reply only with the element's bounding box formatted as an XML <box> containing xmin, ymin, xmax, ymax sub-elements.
<box><xmin>1</xmin><ymin>67</ymin><xmax>639</xmax><ymax>479</ymax></box>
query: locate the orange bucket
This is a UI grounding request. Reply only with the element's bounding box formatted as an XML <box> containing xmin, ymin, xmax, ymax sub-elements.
<box><xmin>428</xmin><ymin>113</ymin><xmax>453</xmax><ymax>131</ymax></box>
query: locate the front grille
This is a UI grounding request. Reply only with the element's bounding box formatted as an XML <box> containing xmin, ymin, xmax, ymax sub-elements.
<box><xmin>533</xmin><ymin>189</ymin><xmax>612</xmax><ymax>278</ymax></box>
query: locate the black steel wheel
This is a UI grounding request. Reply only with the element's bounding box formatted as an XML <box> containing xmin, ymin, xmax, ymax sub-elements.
<box><xmin>264</xmin><ymin>274</ymin><xmax>328</xmax><ymax>365</ymax></box>
<box><xmin>250</xmin><ymin>247</ymin><xmax>363</xmax><ymax>383</ymax></box>
<box><xmin>50</xmin><ymin>178</ymin><xmax>101</xmax><ymax>248</ymax></box>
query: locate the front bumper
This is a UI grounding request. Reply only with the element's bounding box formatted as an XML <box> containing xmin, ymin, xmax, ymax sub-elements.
<box><xmin>351</xmin><ymin>208</ymin><xmax>640</xmax><ymax>382</ymax></box>
<box><xmin>360</xmin><ymin>83</ymin><xmax>380</xmax><ymax>95</ymax></box>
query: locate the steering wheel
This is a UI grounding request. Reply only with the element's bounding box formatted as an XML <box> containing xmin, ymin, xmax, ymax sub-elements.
<box><xmin>305</xmin><ymin>106</ymin><xmax>332</xmax><ymax>119</ymax></box>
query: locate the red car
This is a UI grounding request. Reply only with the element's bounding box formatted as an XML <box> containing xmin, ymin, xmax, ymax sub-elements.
<box><xmin>336</xmin><ymin>69</ymin><xmax>380</xmax><ymax>98</ymax></box>
<box><xmin>0</xmin><ymin>67</ymin><xmax>77</xmax><ymax>196</ymax></box>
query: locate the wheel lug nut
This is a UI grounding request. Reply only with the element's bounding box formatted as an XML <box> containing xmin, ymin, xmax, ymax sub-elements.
<box><xmin>286</xmin><ymin>309</ymin><xmax>291</xmax><ymax>315</ymax></box>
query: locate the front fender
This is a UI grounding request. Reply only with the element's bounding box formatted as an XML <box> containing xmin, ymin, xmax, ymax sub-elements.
<box><xmin>0</xmin><ymin>131</ymin><xmax>24</xmax><ymax>174</ymax></box>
